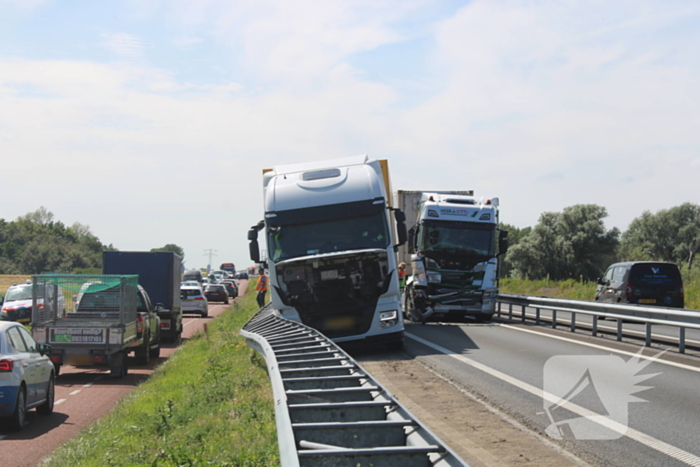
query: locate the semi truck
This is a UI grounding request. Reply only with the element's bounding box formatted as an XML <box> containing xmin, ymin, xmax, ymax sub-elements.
<box><xmin>102</xmin><ymin>251</ymin><xmax>183</xmax><ymax>343</ymax></box>
<box><xmin>31</xmin><ymin>274</ymin><xmax>161</xmax><ymax>378</ymax></box>
<box><xmin>248</xmin><ymin>155</ymin><xmax>407</xmax><ymax>348</ymax></box>
<box><xmin>395</xmin><ymin>190</ymin><xmax>508</xmax><ymax>322</ymax></box>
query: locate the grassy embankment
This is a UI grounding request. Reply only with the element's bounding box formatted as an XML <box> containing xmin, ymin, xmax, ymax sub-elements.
<box><xmin>500</xmin><ymin>266</ymin><xmax>700</xmax><ymax>310</ymax></box>
<box><xmin>41</xmin><ymin>281</ymin><xmax>279</xmax><ymax>467</ymax></box>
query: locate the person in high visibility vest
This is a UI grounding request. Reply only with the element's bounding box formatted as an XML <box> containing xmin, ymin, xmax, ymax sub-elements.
<box><xmin>398</xmin><ymin>262</ymin><xmax>407</xmax><ymax>291</ymax></box>
<box><xmin>256</xmin><ymin>267</ymin><xmax>268</xmax><ymax>308</ymax></box>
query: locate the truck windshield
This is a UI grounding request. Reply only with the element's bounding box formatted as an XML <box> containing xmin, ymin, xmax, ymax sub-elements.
<box><xmin>420</xmin><ymin>221</ymin><xmax>496</xmax><ymax>259</ymax></box>
<box><xmin>267</xmin><ymin>210</ymin><xmax>390</xmax><ymax>262</ymax></box>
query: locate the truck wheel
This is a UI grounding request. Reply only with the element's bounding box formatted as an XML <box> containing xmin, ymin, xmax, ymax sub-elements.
<box><xmin>149</xmin><ymin>335</ymin><xmax>161</xmax><ymax>359</ymax></box>
<box><xmin>110</xmin><ymin>352</ymin><xmax>128</xmax><ymax>378</ymax></box>
<box><xmin>135</xmin><ymin>333</ymin><xmax>151</xmax><ymax>365</ymax></box>
<box><xmin>53</xmin><ymin>363</ymin><xmax>62</xmax><ymax>377</ymax></box>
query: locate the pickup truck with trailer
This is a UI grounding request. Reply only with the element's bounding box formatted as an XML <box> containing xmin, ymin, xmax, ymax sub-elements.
<box><xmin>31</xmin><ymin>274</ymin><xmax>161</xmax><ymax>378</ymax></box>
<box><xmin>102</xmin><ymin>251</ymin><xmax>183</xmax><ymax>344</ymax></box>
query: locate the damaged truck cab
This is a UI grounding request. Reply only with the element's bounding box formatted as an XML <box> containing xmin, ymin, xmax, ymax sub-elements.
<box><xmin>249</xmin><ymin>155</ymin><xmax>407</xmax><ymax>348</ymax></box>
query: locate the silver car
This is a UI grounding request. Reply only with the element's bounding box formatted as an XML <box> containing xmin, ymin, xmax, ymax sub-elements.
<box><xmin>180</xmin><ymin>286</ymin><xmax>209</xmax><ymax>317</ymax></box>
<box><xmin>0</xmin><ymin>321</ymin><xmax>55</xmax><ymax>431</ymax></box>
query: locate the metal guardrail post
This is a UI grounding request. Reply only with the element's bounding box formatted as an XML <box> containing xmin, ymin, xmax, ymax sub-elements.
<box><xmin>679</xmin><ymin>328</ymin><xmax>686</xmax><ymax>354</ymax></box>
<box><xmin>508</xmin><ymin>303</ymin><xmax>513</xmax><ymax>320</ymax></box>
<box><xmin>592</xmin><ymin>315</ymin><xmax>598</xmax><ymax>337</ymax></box>
<box><xmin>645</xmin><ymin>323</ymin><xmax>652</xmax><ymax>347</ymax></box>
<box><xmin>497</xmin><ymin>302</ymin><xmax>501</xmax><ymax>318</ymax></box>
<box><xmin>570</xmin><ymin>313</ymin><xmax>576</xmax><ymax>333</ymax></box>
<box><xmin>242</xmin><ymin>307</ymin><xmax>469</xmax><ymax>467</ymax></box>
<box><xmin>535</xmin><ymin>307</ymin><xmax>540</xmax><ymax>325</ymax></box>
<box><xmin>551</xmin><ymin>310</ymin><xmax>557</xmax><ymax>329</ymax></box>
<box><xmin>616</xmin><ymin>319</ymin><xmax>623</xmax><ymax>342</ymax></box>
<box><xmin>521</xmin><ymin>305</ymin><xmax>526</xmax><ymax>323</ymax></box>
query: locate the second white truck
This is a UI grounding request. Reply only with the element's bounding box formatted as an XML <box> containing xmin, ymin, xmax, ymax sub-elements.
<box><xmin>396</xmin><ymin>190</ymin><xmax>508</xmax><ymax>322</ymax></box>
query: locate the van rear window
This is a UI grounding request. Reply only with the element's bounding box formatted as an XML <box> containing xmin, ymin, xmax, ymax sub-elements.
<box><xmin>629</xmin><ymin>264</ymin><xmax>682</xmax><ymax>285</ymax></box>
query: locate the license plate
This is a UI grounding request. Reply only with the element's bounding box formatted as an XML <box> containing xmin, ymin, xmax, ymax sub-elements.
<box><xmin>639</xmin><ymin>298</ymin><xmax>657</xmax><ymax>304</ymax></box>
<box><xmin>325</xmin><ymin>316</ymin><xmax>355</xmax><ymax>330</ymax></box>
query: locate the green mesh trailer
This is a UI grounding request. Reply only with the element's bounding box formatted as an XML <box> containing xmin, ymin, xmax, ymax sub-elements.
<box><xmin>31</xmin><ymin>274</ymin><xmax>154</xmax><ymax>378</ymax></box>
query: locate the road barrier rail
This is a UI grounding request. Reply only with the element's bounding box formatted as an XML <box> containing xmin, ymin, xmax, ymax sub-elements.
<box><xmin>242</xmin><ymin>306</ymin><xmax>469</xmax><ymax>467</ymax></box>
<box><xmin>497</xmin><ymin>294</ymin><xmax>700</xmax><ymax>353</ymax></box>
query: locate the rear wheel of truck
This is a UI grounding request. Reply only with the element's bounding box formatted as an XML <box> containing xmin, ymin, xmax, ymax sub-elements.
<box><xmin>110</xmin><ymin>352</ymin><xmax>128</xmax><ymax>378</ymax></box>
<box><xmin>135</xmin><ymin>333</ymin><xmax>151</xmax><ymax>365</ymax></box>
<box><xmin>149</xmin><ymin>336</ymin><xmax>161</xmax><ymax>359</ymax></box>
<box><xmin>53</xmin><ymin>363</ymin><xmax>62</xmax><ymax>377</ymax></box>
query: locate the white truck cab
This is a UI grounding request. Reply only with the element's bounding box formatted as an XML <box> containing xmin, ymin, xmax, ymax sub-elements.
<box><xmin>249</xmin><ymin>155</ymin><xmax>407</xmax><ymax>348</ymax></box>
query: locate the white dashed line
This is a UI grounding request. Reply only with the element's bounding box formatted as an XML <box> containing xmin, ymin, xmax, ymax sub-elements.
<box><xmin>54</xmin><ymin>398</ymin><xmax>67</xmax><ymax>405</ymax></box>
<box><xmin>69</xmin><ymin>390</ymin><xmax>81</xmax><ymax>396</ymax></box>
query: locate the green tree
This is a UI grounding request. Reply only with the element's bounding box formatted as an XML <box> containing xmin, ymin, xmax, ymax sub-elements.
<box><xmin>508</xmin><ymin>204</ymin><xmax>619</xmax><ymax>280</ymax></box>
<box><xmin>498</xmin><ymin>223</ymin><xmax>531</xmax><ymax>278</ymax></box>
<box><xmin>620</xmin><ymin>203</ymin><xmax>700</xmax><ymax>268</ymax></box>
<box><xmin>151</xmin><ymin>244</ymin><xmax>185</xmax><ymax>261</ymax></box>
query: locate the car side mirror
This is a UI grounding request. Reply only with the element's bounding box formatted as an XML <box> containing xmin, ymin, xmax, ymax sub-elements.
<box><xmin>38</xmin><ymin>343</ymin><xmax>51</xmax><ymax>356</ymax></box>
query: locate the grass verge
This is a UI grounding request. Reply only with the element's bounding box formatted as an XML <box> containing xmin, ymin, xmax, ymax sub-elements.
<box><xmin>41</xmin><ymin>281</ymin><xmax>279</xmax><ymax>467</ymax></box>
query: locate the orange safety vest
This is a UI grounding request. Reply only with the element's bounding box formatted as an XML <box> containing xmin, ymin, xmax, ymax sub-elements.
<box><xmin>256</xmin><ymin>274</ymin><xmax>268</xmax><ymax>292</ymax></box>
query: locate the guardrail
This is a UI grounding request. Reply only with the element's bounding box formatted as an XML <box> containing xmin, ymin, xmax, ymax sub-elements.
<box><xmin>241</xmin><ymin>306</ymin><xmax>469</xmax><ymax>467</ymax></box>
<box><xmin>496</xmin><ymin>294</ymin><xmax>700</xmax><ymax>353</ymax></box>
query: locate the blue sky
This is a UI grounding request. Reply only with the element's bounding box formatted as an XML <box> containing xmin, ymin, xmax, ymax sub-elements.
<box><xmin>1</xmin><ymin>0</ymin><xmax>699</xmax><ymax>270</ymax></box>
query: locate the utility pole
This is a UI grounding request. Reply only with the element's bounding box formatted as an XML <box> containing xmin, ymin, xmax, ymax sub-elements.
<box><xmin>203</xmin><ymin>249</ymin><xmax>217</xmax><ymax>273</ymax></box>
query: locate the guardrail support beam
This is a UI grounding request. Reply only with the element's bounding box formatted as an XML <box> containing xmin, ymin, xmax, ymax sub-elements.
<box><xmin>679</xmin><ymin>327</ymin><xmax>686</xmax><ymax>354</ymax></box>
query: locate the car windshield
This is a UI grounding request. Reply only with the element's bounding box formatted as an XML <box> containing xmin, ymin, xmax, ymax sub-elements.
<box><xmin>5</xmin><ymin>286</ymin><xmax>32</xmax><ymax>301</ymax></box>
<box><xmin>419</xmin><ymin>221</ymin><xmax>496</xmax><ymax>259</ymax></box>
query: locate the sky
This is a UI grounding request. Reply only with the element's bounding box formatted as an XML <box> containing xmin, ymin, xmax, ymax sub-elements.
<box><xmin>1</xmin><ymin>0</ymin><xmax>699</xmax><ymax>270</ymax></box>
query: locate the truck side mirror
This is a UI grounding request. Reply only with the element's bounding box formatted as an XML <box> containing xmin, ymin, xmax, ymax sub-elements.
<box><xmin>393</xmin><ymin>209</ymin><xmax>407</xmax><ymax>251</ymax></box>
<box><xmin>407</xmin><ymin>225</ymin><xmax>416</xmax><ymax>253</ymax></box>
<box><xmin>498</xmin><ymin>230</ymin><xmax>509</xmax><ymax>256</ymax></box>
<box><xmin>248</xmin><ymin>225</ymin><xmax>261</xmax><ymax>263</ymax></box>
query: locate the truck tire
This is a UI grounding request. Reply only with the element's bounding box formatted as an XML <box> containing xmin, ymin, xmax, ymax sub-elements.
<box><xmin>135</xmin><ymin>333</ymin><xmax>151</xmax><ymax>365</ymax></box>
<box><xmin>149</xmin><ymin>335</ymin><xmax>161</xmax><ymax>359</ymax></box>
<box><xmin>53</xmin><ymin>363</ymin><xmax>62</xmax><ymax>377</ymax></box>
<box><xmin>110</xmin><ymin>352</ymin><xmax>128</xmax><ymax>378</ymax></box>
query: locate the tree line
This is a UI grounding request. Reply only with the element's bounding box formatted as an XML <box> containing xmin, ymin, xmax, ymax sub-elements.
<box><xmin>501</xmin><ymin>203</ymin><xmax>700</xmax><ymax>281</ymax></box>
<box><xmin>0</xmin><ymin>207</ymin><xmax>184</xmax><ymax>274</ymax></box>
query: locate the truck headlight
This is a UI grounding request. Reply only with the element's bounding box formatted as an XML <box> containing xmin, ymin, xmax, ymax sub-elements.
<box><xmin>379</xmin><ymin>310</ymin><xmax>398</xmax><ymax>329</ymax></box>
<box><xmin>427</xmin><ymin>272</ymin><xmax>442</xmax><ymax>284</ymax></box>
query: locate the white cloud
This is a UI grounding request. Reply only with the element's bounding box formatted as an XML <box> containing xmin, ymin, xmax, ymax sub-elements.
<box><xmin>101</xmin><ymin>33</ymin><xmax>145</xmax><ymax>58</ymax></box>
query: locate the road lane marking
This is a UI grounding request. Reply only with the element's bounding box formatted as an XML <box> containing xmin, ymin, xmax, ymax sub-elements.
<box><xmin>83</xmin><ymin>382</ymin><xmax>94</xmax><ymax>388</ymax></box>
<box><xmin>54</xmin><ymin>398</ymin><xmax>67</xmax><ymax>405</ymax></box>
<box><xmin>500</xmin><ymin>324</ymin><xmax>700</xmax><ymax>373</ymax></box>
<box><xmin>69</xmin><ymin>390</ymin><xmax>81</xmax><ymax>396</ymax></box>
<box><xmin>406</xmin><ymin>331</ymin><xmax>700</xmax><ymax>466</ymax></box>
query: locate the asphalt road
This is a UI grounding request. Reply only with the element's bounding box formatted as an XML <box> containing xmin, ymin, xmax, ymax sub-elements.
<box><xmin>0</xmin><ymin>280</ymin><xmax>247</xmax><ymax>467</ymax></box>
<box><xmin>402</xmin><ymin>320</ymin><xmax>700</xmax><ymax>467</ymax></box>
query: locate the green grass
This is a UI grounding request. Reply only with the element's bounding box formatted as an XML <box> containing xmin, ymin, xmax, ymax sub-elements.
<box><xmin>41</xmin><ymin>282</ymin><xmax>279</xmax><ymax>467</ymax></box>
<box><xmin>501</xmin><ymin>266</ymin><xmax>700</xmax><ymax>310</ymax></box>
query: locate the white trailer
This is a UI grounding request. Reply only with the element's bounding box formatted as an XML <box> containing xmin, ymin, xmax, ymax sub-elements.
<box><xmin>395</xmin><ymin>190</ymin><xmax>508</xmax><ymax>322</ymax></box>
<box><xmin>249</xmin><ymin>155</ymin><xmax>408</xmax><ymax>348</ymax></box>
